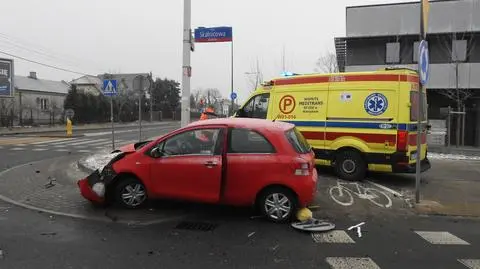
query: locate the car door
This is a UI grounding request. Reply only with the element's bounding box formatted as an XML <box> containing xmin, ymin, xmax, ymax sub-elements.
<box><xmin>223</xmin><ymin>128</ymin><xmax>278</xmax><ymax>205</ymax></box>
<box><xmin>149</xmin><ymin>127</ymin><xmax>226</xmax><ymax>203</ymax></box>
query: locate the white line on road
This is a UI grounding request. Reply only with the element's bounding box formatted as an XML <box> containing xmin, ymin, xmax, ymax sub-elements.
<box><xmin>55</xmin><ymin>149</ymin><xmax>69</xmax><ymax>152</ymax></box>
<box><xmin>69</xmin><ymin>139</ymin><xmax>108</xmax><ymax>146</ymax></box>
<box><xmin>415</xmin><ymin>231</ymin><xmax>470</xmax><ymax>245</ymax></box>
<box><xmin>325</xmin><ymin>257</ymin><xmax>381</xmax><ymax>269</ymax></box>
<box><xmin>312</xmin><ymin>230</ymin><xmax>355</xmax><ymax>243</ymax></box>
<box><xmin>46</xmin><ymin>138</ymin><xmax>90</xmax><ymax>146</ymax></box>
<box><xmin>10</xmin><ymin>148</ymin><xmax>25</xmax><ymax>151</ymax></box>
<box><xmin>88</xmin><ymin>140</ymin><xmax>125</xmax><ymax>147</ymax></box>
<box><xmin>458</xmin><ymin>259</ymin><xmax>480</xmax><ymax>269</ymax></box>
<box><xmin>365</xmin><ymin>180</ymin><xmax>404</xmax><ymax>198</ymax></box>
<box><xmin>32</xmin><ymin>148</ymin><xmax>48</xmax><ymax>151</ymax></box>
<box><xmin>30</xmin><ymin>138</ymin><xmax>74</xmax><ymax>145</ymax></box>
<box><xmin>77</xmin><ymin>150</ymin><xmax>91</xmax><ymax>153</ymax></box>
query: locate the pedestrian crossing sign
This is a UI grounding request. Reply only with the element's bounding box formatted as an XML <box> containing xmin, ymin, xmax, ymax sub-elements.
<box><xmin>102</xmin><ymin>80</ymin><xmax>117</xmax><ymax>96</ymax></box>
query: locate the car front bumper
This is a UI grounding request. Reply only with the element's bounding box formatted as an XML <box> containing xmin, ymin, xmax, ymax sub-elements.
<box><xmin>77</xmin><ymin>170</ymin><xmax>106</xmax><ymax>204</ymax></box>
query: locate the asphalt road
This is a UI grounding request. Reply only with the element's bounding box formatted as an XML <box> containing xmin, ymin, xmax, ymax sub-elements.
<box><xmin>0</xmin><ymin>122</ymin><xmax>479</xmax><ymax>268</ymax></box>
<box><xmin>1</xmin><ymin>198</ymin><xmax>479</xmax><ymax>269</ymax></box>
<box><xmin>0</xmin><ymin>122</ymin><xmax>180</xmax><ymax>172</ymax></box>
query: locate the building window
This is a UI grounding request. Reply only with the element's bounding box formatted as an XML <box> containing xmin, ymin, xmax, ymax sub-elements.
<box><xmin>452</xmin><ymin>39</ymin><xmax>467</xmax><ymax>62</ymax></box>
<box><xmin>386</xmin><ymin>42</ymin><xmax>400</xmax><ymax>64</ymax></box>
<box><xmin>413</xmin><ymin>41</ymin><xmax>420</xmax><ymax>63</ymax></box>
<box><xmin>38</xmin><ymin>98</ymin><xmax>49</xmax><ymax>111</ymax></box>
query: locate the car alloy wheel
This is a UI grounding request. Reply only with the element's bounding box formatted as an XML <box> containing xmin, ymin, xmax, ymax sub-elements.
<box><xmin>121</xmin><ymin>183</ymin><xmax>146</xmax><ymax>207</ymax></box>
<box><xmin>264</xmin><ymin>193</ymin><xmax>292</xmax><ymax>221</ymax></box>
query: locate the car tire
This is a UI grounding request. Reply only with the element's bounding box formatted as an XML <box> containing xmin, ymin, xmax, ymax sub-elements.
<box><xmin>258</xmin><ymin>187</ymin><xmax>297</xmax><ymax>223</ymax></box>
<box><xmin>334</xmin><ymin>150</ymin><xmax>366</xmax><ymax>181</ymax></box>
<box><xmin>114</xmin><ymin>177</ymin><xmax>147</xmax><ymax>209</ymax></box>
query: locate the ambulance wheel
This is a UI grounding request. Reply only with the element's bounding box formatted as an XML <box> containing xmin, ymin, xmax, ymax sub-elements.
<box><xmin>335</xmin><ymin>150</ymin><xmax>366</xmax><ymax>181</ymax></box>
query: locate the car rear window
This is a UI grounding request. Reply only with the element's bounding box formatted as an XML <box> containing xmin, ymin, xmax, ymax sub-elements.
<box><xmin>285</xmin><ymin>128</ymin><xmax>311</xmax><ymax>154</ymax></box>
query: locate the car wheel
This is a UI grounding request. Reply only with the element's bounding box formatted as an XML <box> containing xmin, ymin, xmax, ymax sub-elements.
<box><xmin>114</xmin><ymin>177</ymin><xmax>147</xmax><ymax>209</ymax></box>
<box><xmin>258</xmin><ymin>187</ymin><xmax>297</xmax><ymax>223</ymax></box>
<box><xmin>334</xmin><ymin>150</ymin><xmax>366</xmax><ymax>181</ymax></box>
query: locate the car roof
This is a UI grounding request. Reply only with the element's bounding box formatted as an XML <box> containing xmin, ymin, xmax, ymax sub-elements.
<box><xmin>187</xmin><ymin>118</ymin><xmax>295</xmax><ymax>132</ymax></box>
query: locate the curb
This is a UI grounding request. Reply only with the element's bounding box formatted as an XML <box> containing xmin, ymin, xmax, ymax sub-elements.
<box><xmin>0</xmin><ymin>121</ymin><xmax>178</xmax><ymax>136</ymax></box>
<box><xmin>0</xmin><ymin>157</ymin><xmax>186</xmax><ymax>226</ymax></box>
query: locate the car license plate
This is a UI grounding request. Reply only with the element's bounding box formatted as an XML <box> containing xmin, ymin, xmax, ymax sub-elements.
<box><xmin>411</xmin><ymin>152</ymin><xmax>417</xmax><ymax>161</ymax></box>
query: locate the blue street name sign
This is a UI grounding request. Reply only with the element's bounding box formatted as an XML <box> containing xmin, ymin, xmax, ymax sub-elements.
<box><xmin>418</xmin><ymin>40</ymin><xmax>429</xmax><ymax>86</ymax></box>
<box><xmin>194</xmin><ymin>27</ymin><xmax>233</xmax><ymax>43</ymax></box>
<box><xmin>102</xmin><ymin>80</ymin><xmax>118</xmax><ymax>96</ymax></box>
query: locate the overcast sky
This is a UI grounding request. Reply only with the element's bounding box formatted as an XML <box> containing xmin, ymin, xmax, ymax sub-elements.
<box><xmin>1</xmin><ymin>0</ymin><xmax>411</xmax><ymax>102</ymax></box>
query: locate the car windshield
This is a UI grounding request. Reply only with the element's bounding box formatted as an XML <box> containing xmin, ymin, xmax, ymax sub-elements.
<box><xmin>285</xmin><ymin>128</ymin><xmax>311</xmax><ymax>154</ymax></box>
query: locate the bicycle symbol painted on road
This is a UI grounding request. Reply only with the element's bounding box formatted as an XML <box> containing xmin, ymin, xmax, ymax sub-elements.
<box><xmin>329</xmin><ymin>181</ymin><xmax>392</xmax><ymax>208</ymax></box>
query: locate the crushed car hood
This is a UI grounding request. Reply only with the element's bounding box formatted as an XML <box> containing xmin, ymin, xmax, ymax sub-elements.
<box><xmin>116</xmin><ymin>140</ymin><xmax>152</xmax><ymax>153</ymax></box>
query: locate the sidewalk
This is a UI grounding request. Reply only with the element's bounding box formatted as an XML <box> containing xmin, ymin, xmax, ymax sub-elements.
<box><xmin>0</xmin><ymin>121</ymin><xmax>177</xmax><ymax>136</ymax></box>
<box><xmin>428</xmin><ymin>145</ymin><xmax>480</xmax><ymax>157</ymax></box>
<box><xmin>414</xmin><ymin>158</ymin><xmax>480</xmax><ymax>217</ymax></box>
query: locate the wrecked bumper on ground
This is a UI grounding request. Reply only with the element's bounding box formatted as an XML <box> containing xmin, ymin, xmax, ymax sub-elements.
<box><xmin>78</xmin><ymin>154</ymin><xmax>122</xmax><ymax>204</ymax></box>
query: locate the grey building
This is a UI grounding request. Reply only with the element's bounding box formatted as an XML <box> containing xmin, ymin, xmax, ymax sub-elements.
<box><xmin>335</xmin><ymin>0</ymin><xmax>480</xmax><ymax>146</ymax></box>
<box><xmin>15</xmin><ymin>72</ymin><xmax>70</xmax><ymax>125</ymax></box>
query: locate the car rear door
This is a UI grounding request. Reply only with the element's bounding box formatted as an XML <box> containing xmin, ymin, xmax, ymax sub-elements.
<box><xmin>149</xmin><ymin>127</ymin><xmax>226</xmax><ymax>203</ymax></box>
<box><xmin>222</xmin><ymin>128</ymin><xmax>278</xmax><ymax>205</ymax></box>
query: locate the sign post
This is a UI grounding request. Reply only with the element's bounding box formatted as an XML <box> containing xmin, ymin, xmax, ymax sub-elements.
<box><xmin>415</xmin><ymin>0</ymin><xmax>430</xmax><ymax>204</ymax></box>
<box><xmin>181</xmin><ymin>0</ymin><xmax>193</xmax><ymax>127</ymax></box>
<box><xmin>194</xmin><ymin>26</ymin><xmax>234</xmax><ymax>115</ymax></box>
<box><xmin>103</xmin><ymin>79</ymin><xmax>118</xmax><ymax>150</ymax></box>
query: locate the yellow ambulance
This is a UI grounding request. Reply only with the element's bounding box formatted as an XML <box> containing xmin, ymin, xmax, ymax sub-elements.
<box><xmin>235</xmin><ymin>68</ymin><xmax>431</xmax><ymax>181</ymax></box>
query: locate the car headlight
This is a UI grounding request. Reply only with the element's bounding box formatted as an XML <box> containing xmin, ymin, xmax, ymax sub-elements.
<box><xmin>92</xmin><ymin>182</ymin><xmax>105</xmax><ymax>197</ymax></box>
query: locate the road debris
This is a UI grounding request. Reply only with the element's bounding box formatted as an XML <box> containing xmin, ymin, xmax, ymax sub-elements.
<box><xmin>44</xmin><ymin>176</ymin><xmax>57</xmax><ymax>189</ymax></box>
<box><xmin>247</xmin><ymin>232</ymin><xmax>255</xmax><ymax>238</ymax></box>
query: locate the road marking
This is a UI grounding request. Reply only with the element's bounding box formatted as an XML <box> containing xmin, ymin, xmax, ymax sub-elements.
<box><xmin>78</xmin><ymin>150</ymin><xmax>91</xmax><ymax>153</ymax></box>
<box><xmin>53</xmin><ymin>144</ymin><xmax>67</xmax><ymax>148</ymax></box>
<box><xmin>325</xmin><ymin>257</ymin><xmax>381</xmax><ymax>269</ymax></box>
<box><xmin>458</xmin><ymin>259</ymin><xmax>480</xmax><ymax>269</ymax></box>
<box><xmin>55</xmin><ymin>149</ymin><xmax>69</xmax><ymax>152</ymax></box>
<box><xmin>312</xmin><ymin>230</ymin><xmax>355</xmax><ymax>243</ymax></box>
<box><xmin>46</xmin><ymin>138</ymin><xmax>89</xmax><ymax>146</ymax></box>
<box><xmin>95</xmin><ymin>146</ymin><xmax>106</xmax><ymax>150</ymax></box>
<box><xmin>0</xmin><ymin>137</ymin><xmax>57</xmax><ymax>145</ymax></box>
<box><xmin>69</xmin><ymin>139</ymin><xmax>108</xmax><ymax>146</ymax></box>
<box><xmin>11</xmin><ymin>147</ymin><xmax>25</xmax><ymax>151</ymax></box>
<box><xmin>30</xmin><ymin>138</ymin><xmax>73</xmax><ymax>145</ymax></box>
<box><xmin>365</xmin><ymin>180</ymin><xmax>404</xmax><ymax>198</ymax></box>
<box><xmin>32</xmin><ymin>148</ymin><xmax>48</xmax><ymax>151</ymax></box>
<box><xmin>415</xmin><ymin>231</ymin><xmax>470</xmax><ymax>245</ymax></box>
<box><xmin>88</xmin><ymin>140</ymin><xmax>125</xmax><ymax>147</ymax></box>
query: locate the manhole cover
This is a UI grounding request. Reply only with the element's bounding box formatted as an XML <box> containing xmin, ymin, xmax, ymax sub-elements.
<box><xmin>175</xmin><ymin>221</ymin><xmax>218</xmax><ymax>232</ymax></box>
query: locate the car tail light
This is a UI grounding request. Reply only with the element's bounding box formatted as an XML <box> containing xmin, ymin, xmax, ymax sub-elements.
<box><xmin>294</xmin><ymin>162</ymin><xmax>310</xmax><ymax>176</ymax></box>
<box><xmin>397</xmin><ymin>130</ymin><xmax>408</xmax><ymax>152</ymax></box>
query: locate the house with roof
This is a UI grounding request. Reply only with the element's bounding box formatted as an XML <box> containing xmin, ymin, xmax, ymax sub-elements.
<box><xmin>14</xmin><ymin>71</ymin><xmax>70</xmax><ymax>125</ymax></box>
<box><xmin>69</xmin><ymin>75</ymin><xmax>102</xmax><ymax>96</ymax></box>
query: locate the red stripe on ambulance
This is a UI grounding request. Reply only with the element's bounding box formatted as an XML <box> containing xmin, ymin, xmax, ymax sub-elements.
<box><xmin>301</xmin><ymin>131</ymin><xmax>396</xmax><ymax>144</ymax></box>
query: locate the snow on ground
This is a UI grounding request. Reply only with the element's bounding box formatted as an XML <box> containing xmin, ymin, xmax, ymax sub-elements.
<box><xmin>428</xmin><ymin>152</ymin><xmax>480</xmax><ymax>161</ymax></box>
<box><xmin>82</xmin><ymin>152</ymin><xmax>122</xmax><ymax>171</ymax></box>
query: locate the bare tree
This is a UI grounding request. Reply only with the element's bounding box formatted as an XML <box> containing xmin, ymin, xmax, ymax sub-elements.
<box><xmin>436</xmin><ymin>32</ymin><xmax>476</xmax><ymax>146</ymax></box>
<box><xmin>203</xmin><ymin>88</ymin><xmax>222</xmax><ymax>106</ymax></box>
<box><xmin>315</xmin><ymin>52</ymin><xmax>339</xmax><ymax>73</ymax></box>
<box><xmin>246</xmin><ymin>58</ymin><xmax>263</xmax><ymax>93</ymax></box>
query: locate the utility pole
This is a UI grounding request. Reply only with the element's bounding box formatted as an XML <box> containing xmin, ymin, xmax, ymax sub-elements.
<box><xmin>149</xmin><ymin>72</ymin><xmax>153</xmax><ymax>122</ymax></box>
<box><xmin>181</xmin><ymin>0</ymin><xmax>192</xmax><ymax>127</ymax></box>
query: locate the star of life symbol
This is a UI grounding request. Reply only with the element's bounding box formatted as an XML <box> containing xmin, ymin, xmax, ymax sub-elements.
<box><xmin>364</xmin><ymin>93</ymin><xmax>388</xmax><ymax>116</ymax></box>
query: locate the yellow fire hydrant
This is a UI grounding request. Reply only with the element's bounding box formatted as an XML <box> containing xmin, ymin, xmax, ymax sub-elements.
<box><xmin>66</xmin><ymin>118</ymin><xmax>73</xmax><ymax>136</ymax></box>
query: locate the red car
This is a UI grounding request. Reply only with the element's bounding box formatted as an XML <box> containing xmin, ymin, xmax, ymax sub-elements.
<box><xmin>78</xmin><ymin>118</ymin><xmax>317</xmax><ymax>222</ymax></box>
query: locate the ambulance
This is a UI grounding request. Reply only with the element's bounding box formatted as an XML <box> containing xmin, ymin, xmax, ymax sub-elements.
<box><xmin>235</xmin><ymin>68</ymin><xmax>431</xmax><ymax>181</ymax></box>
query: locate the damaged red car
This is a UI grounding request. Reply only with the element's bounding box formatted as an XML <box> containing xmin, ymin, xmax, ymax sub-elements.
<box><xmin>78</xmin><ymin>118</ymin><xmax>317</xmax><ymax>222</ymax></box>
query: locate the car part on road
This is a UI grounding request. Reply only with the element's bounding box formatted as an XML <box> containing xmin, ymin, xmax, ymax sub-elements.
<box><xmin>291</xmin><ymin>218</ymin><xmax>335</xmax><ymax>232</ymax></box>
<box><xmin>258</xmin><ymin>186</ymin><xmax>297</xmax><ymax>223</ymax></box>
<box><xmin>335</xmin><ymin>150</ymin><xmax>366</xmax><ymax>181</ymax></box>
<box><xmin>114</xmin><ymin>177</ymin><xmax>147</xmax><ymax>209</ymax></box>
